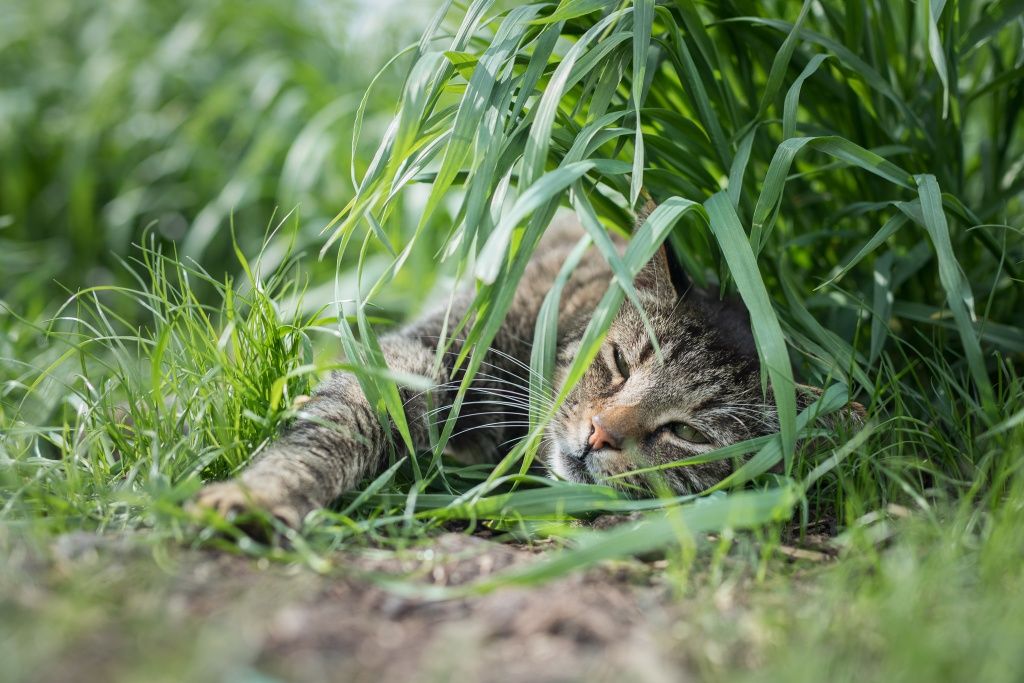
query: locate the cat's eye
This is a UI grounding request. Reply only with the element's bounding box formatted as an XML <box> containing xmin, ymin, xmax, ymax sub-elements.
<box><xmin>612</xmin><ymin>344</ymin><xmax>630</xmax><ymax>379</ymax></box>
<box><xmin>666</xmin><ymin>421</ymin><xmax>710</xmax><ymax>445</ymax></box>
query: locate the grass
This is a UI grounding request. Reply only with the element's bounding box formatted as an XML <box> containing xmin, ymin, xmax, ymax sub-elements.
<box><xmin>0</xmin><ymin>0</ymin><xmax>434</xmax><ymax>309</ymax></box>
<box><xmin>2</xmin><ymin>0</ymin><xmax>1024</xmax><ymax>681</ymax></box>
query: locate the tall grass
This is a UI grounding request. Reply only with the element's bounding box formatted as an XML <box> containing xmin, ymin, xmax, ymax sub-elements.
<box><xmin>320</xmin><ymin>0</ymin><xmax>1023</xmax><ymax>536</ymax></box>
<box><xmin>2</xmin><ymin>3</ymin><xmax>1024</xmax><ymax>680</ymax></box>
<box><xmin>2</xmin><ymin>0</ymin><xmax>1023</xmax><ymax>572</ymax></box>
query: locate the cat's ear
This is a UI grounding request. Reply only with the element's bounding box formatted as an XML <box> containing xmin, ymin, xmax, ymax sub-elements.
<box><xmin>635</xmin><ymin>244</ymin><xmax>694</xmax><ymax>300</ymax></box>
<box><xmin>634</xmin><ymin>245</ymin><xmax>757</xmax><ymax>358</ymax></box>
<box><xmin>634</xmin><ymin>199</ymin><xmax>693</xmax><ymax>300</ymax></box>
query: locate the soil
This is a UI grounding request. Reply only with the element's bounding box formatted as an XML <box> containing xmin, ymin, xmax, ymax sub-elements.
<box><xmin>3</xmin><ymin>522</ymin><xmax>834</xmax><ymax>683</ymax></box>
<box><xmin>2</xmin><ymin>528</ymin><xmax>698</xmax><ymax>683</ymax></box>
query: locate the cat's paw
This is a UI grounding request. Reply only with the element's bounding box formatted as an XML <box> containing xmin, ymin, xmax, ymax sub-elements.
<box><xmin>190</xmin><ymin>480</ymin><xmax>303</xmax><ymax>530</ymax></box>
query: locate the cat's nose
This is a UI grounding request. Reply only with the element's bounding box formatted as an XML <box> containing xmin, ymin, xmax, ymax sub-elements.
<box><xmin>588</xmin><ymin>415</ymin><xmax>620</xmax><ymax>451</ymax></box>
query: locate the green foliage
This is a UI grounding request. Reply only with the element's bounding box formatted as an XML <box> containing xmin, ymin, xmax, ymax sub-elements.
<box><xmin>1</xmin><ymin>227</ymin><xmax>321</xmax><ymax>532</ymax></box>
<box><xmin>0</xmin><ymin>0</ymin><xmax>1022</xmax><ymax>644</ymax></box>
<box><xmin>329</xmin><ymin>0</ymin><xmax>1023</xmax><ymax>534</ymax></box>
<box><xmin>0</xmin><ymin>0</ymin><xmax>424</xmax><ymax>306</ymax></box>
<box><xmin>1</xmin><ymin>1</ymin><xmax>1024</xmax><ymax>679</ymax></box>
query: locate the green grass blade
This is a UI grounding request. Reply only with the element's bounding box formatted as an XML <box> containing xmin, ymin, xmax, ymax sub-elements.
<box><xmin>757</xmin><ymin>0</ymin><xmax>812</xmax><ymax>119</ymax></box>
<box><xmin>782</xmin><ymin>54</ymin><xmax>829</xmax><ymax>139</ymax></box>
<box><xmin>915</xmin><ymin>174</ymin><xmax>996</xmax><ymax>418</ymax></box>
<box><xmin>466</xmin><ymin>485</ymin><xmax>799</xmax><ymax>593</ymax></box>
<box><xmin>751</xmin><ymin>137</ymin><xmax>914</xmax><ymax>252</ymax></box>
<box><xmin>705</xmin><ymin>192</ymin><xmax>797</xmax><ymax>468</ymax></box>
<box><xmin>475</xmin><ymin>160</ymin><xmax>598</xmax><ymax>284</ymax></box>
<box><xmin>629</xmin><ymin>0</ymin><xmax>654</xmax><ymax>206</ymax></box>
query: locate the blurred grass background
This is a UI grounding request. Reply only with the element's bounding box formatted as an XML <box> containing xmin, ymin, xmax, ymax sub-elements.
<box><xmin>0</xmin><ymin>0</ymin><xmax>437</xmax><ymax>312</ymax></box>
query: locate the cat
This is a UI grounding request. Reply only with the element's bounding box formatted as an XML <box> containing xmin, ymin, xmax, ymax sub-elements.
<box><xmin>194</xmin><ymin>212</ymin><xmax>850</xmax><ymax>528</ymax></box>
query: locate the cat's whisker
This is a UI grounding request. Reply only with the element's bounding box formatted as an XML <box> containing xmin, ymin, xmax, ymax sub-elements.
<box><xmin>450</xmin><ymin>375</ymin><xmax>556</xmax><ymax>405</ymax></box>
<box><xmin>446</xmin><ymin>421</ymin><xmax>535</xmax><ymax>441</ymax></box>
<box><xmin>486</xmin><ymin>348</ymin><xmax>556</xmax><ymax>390</ymax></box>
<box><xmin>455</xmin><ymin>371</ymin><xmax>528</xmax><ymax>390</ymax></box>
<box><xmin>432</xmin><ymin>353</ymin><xmax>555</xmax><ymax>396</ymax></box>
<box><xmin>429</xmin><ymin>409</ymin><xmax>555</xmax><ymax>432</ymax></box>
<box><xmin>496</xmin><ymin>433</ymin><xmax>558</xmax><ymax>451</ymax></box>
<box><xmin>427</xmin><ymin>410</ymin><xmax>533</xmax><ymax>429</ymax></box>
<box><xmin>441</xmin><ymin>384</ymin><xmax>534</xmax><ymax>401</ymax></box>
<box><xmin>417</xmin><ymin>332</ymin><xmax>540</xmax><ymax>357</ymax></box>
<box><xmin>464</xmin><ymin>370</ymin><xmax>556</xmax><ymax>400</ymax></box>
<box><xmin>434</xmin><ymin>375</ymin><xmax>557</xmax><ymax>411</ymax></box>
<box><xmin>452</xmin><ymin>389</ymin><xmax>554</xmax><ymax>414</ymax></box>
<box><xmin>402</xmin><ymin>380</ymin><xmax>463</xmax><ymax>407</ymax></box>
<box><xmin>401</xmin><ymin>373</ymin><xmax>556</xmax><ymax>410</ymax></box>
<box><xmin>459</xmin><ymin>357</ymin><xmax>554</xmax><ymax>393</ymax></box>
<box><xmin>423</xmin><ymin>339</ymin><xmax>554</xmax><ymax>391</ymax></box>
<box><xmin>424</xmin><ymin>400</ymin><xmax>531</xmax><ymax>419</ymax></box>
<box><xmin>707</xmin><ymin>406</ymin><xmax>773</xmax><ymax>419</ymax></box>
<box><xmin>720</xmin><ymin>413</ymin><xmax>749</xmax><ymax>430</ymax></box>
<box><xmin>413</xmin><ymin>333</ymin><xmax>548</xmax><ymax>382</ymax></box>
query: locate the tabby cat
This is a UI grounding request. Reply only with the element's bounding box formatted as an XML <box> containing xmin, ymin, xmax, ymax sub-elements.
<box><xmin>195</xmin><ymin>213</ymin><xmax>841</xmax><ymax>527</ymax></box>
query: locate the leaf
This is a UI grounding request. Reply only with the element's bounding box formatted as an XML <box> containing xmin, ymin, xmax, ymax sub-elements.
<box><xmin>757</xmin><ymin>0</ymin><xmax>812</xmax><ymax>118</ymax></box>
<box><xmin>706</xmin><ymin>383</ymin><xmax>850</xmax><ymax>491</ymax></box>
<box><xmin>727</xmin><ymin>123</ymin><xmax>759</xmax><ymax>206</ymax></box>
<box><xmin>443</xmin><ymin>50</ymin><xmax>479</xmax><ymax>79</ymax></box>
<box><xmin>529</xmin><ymin>234</ymin><xmax>592</xmax><ymax>438</ymax></box>
<box><xmin>869</xmin><ymin>251</ymin><xmax>894</xmax><ymax>364</ymax></box>
<box><xmin>750</xmin><ymin>136</ymin><xmax>914</xmax><ymax>252</ymax></box>
<box><xmin>958</xmin><ymin>0</ymin><xmax>1024</xmax><ymax>54</ymax></box>
<box><xmin>659</xmin><ymin>10</ymin><xmax>731</xmax><ymax>167</ymax></box>
<box><xmin>783</xmin><ymin>53</ymin><xmax>829</xmax><ymax>139</ymax></box>
<box><xmin>419</xmin><ymin>5</ymin><xmax>544</xmax><ymax>232</ymax></box>
<box><xmin>466</xmin><ymin>486</ymin><xmax>800</xmax><ymax>593</ymax></box>
<box><xmin>915</xmin><ymin>174</ymin><xmax>996</xmax><ymax>418</ymax></box>
<box><xmin>801</xmin><ymin>420</ymin><xmax>878</xmax><ymax>489</ymax></box>
<box><xmin>704</xmin><ymin>192</ymin><xmax>797</xmax><ymax>468</ymax></box>
<box><xmin>726</xmin><ymin>16</ymin><xmax>927</xmax><ymax>131</ymax></box>
<box><xmin>475</xmin><ymin>160</ymin><xmax>599</xmax><ymax>284</ymax></box>
<box><xmin>532</xmin><ymin>0</ymin><xmax>618</xmax><ymax>24</ymax></box>
<box><xmin>522</xmin><ymin>8</ymin><xmax>631</xmax><ymax>187</ymax></box>
<box><xmin>923</xmin><ymin>0</ymin><xmax>950</xmax><ymax>118</ymax></box>
<box><xmin>818</xmin><ymin>212</ymin><xmax>908</xmax><ymax>289</ymax></box>
<box><xmin>630</xmin><ymin>0</ymin><xmax>655</xmax><ymax>206</ymax></box>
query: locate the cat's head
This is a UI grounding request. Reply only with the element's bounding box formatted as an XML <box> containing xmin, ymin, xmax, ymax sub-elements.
<box><xmin>546</xmin><ymin>245</ymin><xmax>776</xmax><ymax>494</ymax></box>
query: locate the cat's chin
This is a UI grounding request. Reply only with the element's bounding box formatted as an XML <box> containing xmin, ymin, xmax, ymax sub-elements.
<box><xmin>546</xmin><ymin>442</ymin><xmax>597</xmax><ymax>485</ymax></box>
<box><xmin>549</xmin><ymin>443</ymin><xmax>635</xmax><ymax>488</ymax></box>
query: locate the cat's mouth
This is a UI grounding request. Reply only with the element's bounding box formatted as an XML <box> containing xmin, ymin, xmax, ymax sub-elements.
<box><xmin>553</xmin><ymin>438</ymin><xmax>627</xmax><ymax>486</ymax></box>
<box><xmin>563</xmin><ymin>448</ymin><xmax>597</xmax><ymax>484</ymax></box>
<box><xmin>549</xmin><ymin>424</ymin><xmax>639</xmax><ymax>486</ymax></box>
<box><xmin>546</xmin><ymin>433</ymin><xmax>595</xmax><ymax>484</ymax></box>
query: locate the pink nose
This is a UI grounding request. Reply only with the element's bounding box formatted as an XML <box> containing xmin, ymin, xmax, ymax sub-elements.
<box><xmin>588</xmin><ymin>416</ymin><xmax>620</xmax><ymax>451</ymax></box>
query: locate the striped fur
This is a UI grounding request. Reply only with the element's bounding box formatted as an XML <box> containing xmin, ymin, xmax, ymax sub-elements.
<box><xmin>194</xmin><ymin>215</ymin><xmax>796</xmax><ymax>526</ymax></box>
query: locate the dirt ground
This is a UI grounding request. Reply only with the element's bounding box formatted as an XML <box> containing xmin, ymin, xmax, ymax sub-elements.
<box><xmin>4</xmin><ymin>527</ymin><xmax>750</xmax><ymax>683</ymax></box>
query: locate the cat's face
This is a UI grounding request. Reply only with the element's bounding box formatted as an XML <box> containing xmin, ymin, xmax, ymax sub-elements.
<box><xmin>546</xmin><ymin>251</ymin><xmax>775</xmax><ymax>494</ymax></box>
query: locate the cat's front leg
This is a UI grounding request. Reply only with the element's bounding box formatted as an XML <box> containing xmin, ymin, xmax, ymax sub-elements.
<box><xmin>192</xmin><ymin>335</ymin><xmax>445</xmax><ymax>529</ymax></box>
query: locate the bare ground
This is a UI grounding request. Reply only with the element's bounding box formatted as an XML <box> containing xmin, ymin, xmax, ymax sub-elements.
<box><xmin>1</xmin><ymin>526</ymin><xmax>812</xmax><ymax>683</ymax></box>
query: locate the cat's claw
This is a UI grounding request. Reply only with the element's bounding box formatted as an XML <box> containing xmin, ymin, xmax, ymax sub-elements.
<box><xmin>190</xmin><ymin>481</ymin><xmax>303</xmax><ymax>531</ymax></box>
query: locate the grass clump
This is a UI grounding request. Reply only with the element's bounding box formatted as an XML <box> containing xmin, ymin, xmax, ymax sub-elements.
<box><xmin>2</xmin><ymin>227</ymin><xmax>320</xmax><ymax>535</ymax></box>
